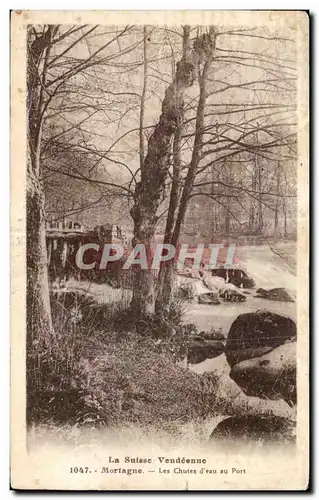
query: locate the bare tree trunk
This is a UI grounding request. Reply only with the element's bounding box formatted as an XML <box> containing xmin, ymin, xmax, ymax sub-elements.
<box><xmin>258</xmin><ymin>165</ymin><xmax>263</xmax><ymax>234</ymax></box>
<box><xmin>171</xmin><ymin>54</ymin><xmax>214</xmax><ymax>247</ymax></box>
<box><xmin>139</xmin><ymin>26</ymin><xmax>148</xmax><ymax>172</ymax></box>
<box><xmin>155</xmin><ymin>28</ymin><xmax>193</xmax><ymax>314</ymax></box>
<box><xmin>155</xmin><ymin>113</ymin><xmax>183</xmax><ymax>313</ymax></box>
<box><xmin>210</xmin><ymin>169</ymin><xmax>219</xmax><ymax>238</ymax></box>
<box><xmin>155</xmin><ymin>30</ymin><xmax>217</xmax><ymax>310</ymax></box>
<box><xmin>274</xmin><ymin>162</ymin><xmax>281</xmax><ymax>233</ymax></box>
<box><xmin>282</xmin><ymin>190</ymin><xmax>288</xmax><ymax>238</ymax></box>
<box><xmin>164</xmin><ymin>127</ymin><xmax>183</xmax><ymax>245</ymax></box>
<box><xmin>130</xmin><ymin>26</ymin><xmax>198</xmax><ymax>317</ymax></box>
<box><xmin>27</xmin><ymin>157</ymin><xmax>53</xmax><ymax>347</ymax></box>
<box><xmin>224</xmin><ymin>203</ymin><xmax>231</xmax><ymax>236</ymax></box>
<box><xmin>224</xmin><ymin>167</ymin><xmax>232</xmax><ymax>237</ymax></box>
<box><xmin>249</xmin><ymin>162</ymin><xmax>257</xmax><ymax>231</ymax></box>
<box><xmin>255</xmin><ymin>130</ymin><xmax>263</xmax><ymax>234</ymax></box>
<box><xmin>27</xmin><ymin>26</ymin><xmax>57</xmax><ymax>344</ymax></box>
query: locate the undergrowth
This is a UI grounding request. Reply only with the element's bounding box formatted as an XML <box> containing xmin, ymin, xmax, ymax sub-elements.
<box><xmin>27</xmin><ymin>288</ymin><xmax>291</xmax><ymax>432</ymax></box>
<box><xmin>27</xmin><ymin>290</ymin><xmax>224</xmax><ymax>428</ymax></box>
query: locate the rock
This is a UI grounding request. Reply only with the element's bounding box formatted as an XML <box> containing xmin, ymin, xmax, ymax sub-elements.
<box><xmin>187</xmin><ymin>338</ymin><xmax>225</xmax><ymax>365</ymax></box>
<box><xmin>202</xmin><ymin>271</ymin><xmax>246</xmax><ymax>302</ymax></box>
<box><xmin>211</xmin><ymin>267</ymin><xmax>255</xmax><ymax>288</ymax></box>
<box><xmin>220</xmin><ymin>282</ymin><xmax>237</xmax><ymax>292</ymax></box>
<box><xmin>176</xmin><ymin>268</ymin><xmax>201</xmax><ymax>280</ymax></box>
<box><xmin>255</xmin><ymin>287</ymin><xmax>296</xmax><ymax>302</ymax></box>
<box><xmin>177</xmin><ymin>282</ymin><xmax>195</xmax><ymax>300</ymax></box>
<box><xmin>230</xmin><ymin>342</ymin><xmax>296</xmax><ymax>406</ymax></box>
<box><xmin>210</xmin><ymin>415</ymin><xmax>296</xmax><ymax>446</ymax></box>
<box><xmin>192</xmin><ymin>279</ymin><xmax>214</xmax><ymax>296</ymax></box>
<box><xmin>225</xmin><ymin>311</ymin><xmax>297</xmax><ymax>406</ymax></box>
<box><xmin>220</xmin><ymin>288</ymin><xmax>246</xmax><ymax>303</ymax></box>
<box><xmin>225</xmin><ymin>310</ymin><xmax>296</xmax><ymax>368</ymax></box>
<box><xmin>201</xmin><ymin>273</ymin><xmax>225</xmax><ymax>291</ymax></box>
<box><xmin>175</xmin><ymin>275</ymin><xmax>212</xmax><ymax>298</ymax></box>
<box><xmin>198</xmin><ymin>292</ymin><xmax>221</xmax><ymax>305</ymax></box>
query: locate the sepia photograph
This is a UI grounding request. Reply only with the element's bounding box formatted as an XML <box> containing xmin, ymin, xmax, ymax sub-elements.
<box><xmin>10</xmin><ymin>10</ymin><xmax>309</xmax><ymax>490</ymax></box>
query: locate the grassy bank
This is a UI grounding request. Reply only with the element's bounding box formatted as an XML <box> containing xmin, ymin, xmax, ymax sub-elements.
<box><xmin>27</xmin><ymin>288</ymin><xmax>295</xmax><ymax>439</ymax></box>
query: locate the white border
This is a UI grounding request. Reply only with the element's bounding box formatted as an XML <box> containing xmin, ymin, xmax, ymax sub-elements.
<box><xmin>3</xmin><ymin>3</ymin><xmax>315</xmax><ymax>498</ymax></box>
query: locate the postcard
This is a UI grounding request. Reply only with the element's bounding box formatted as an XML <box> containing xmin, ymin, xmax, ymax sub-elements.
<box><xmin>11</xmin><ymin>10</ymin><xmax>309</xmax><ymax>490</ymax></box>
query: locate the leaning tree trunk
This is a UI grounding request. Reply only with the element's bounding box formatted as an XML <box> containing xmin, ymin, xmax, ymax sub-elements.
<box><xmin>130</xmin><ymin>26</ymin><xmax>197</xmax><ymax>317</ymax></box>
<box><xmin>155</xmin><ymin>123</ymin><xmax>183</xmax><ymax>314</ymax></box>
<box><xmin>155</xmin><ymin>37</ymin><xmax>216</xmax><ymax>312</ymax></box>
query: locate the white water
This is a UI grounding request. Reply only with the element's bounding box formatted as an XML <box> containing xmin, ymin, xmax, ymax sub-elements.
<box><xmin>183</xmin><ymin>243</ymin><xmax>296</xmax><ymax>333</ymax></box>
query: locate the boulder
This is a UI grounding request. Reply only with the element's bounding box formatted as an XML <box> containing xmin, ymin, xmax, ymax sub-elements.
<box><xmin>187</xmin><ymin>338</ymin><xmax>225</xmax><ymax>365</ymax></box>
<box><xmin>211</xmin><ymin>267</ymin><xmax>255</xmax><ymax>288</ymax></box>
<box><xmin>176</xmin><ymin>267</ymin><xmax>201</xmax><ymax>280</ymax></box>
<box><xmin>225</xmin><ymin>310</ymin><xmax>296</xmax><ymax>368</ymax></box>
<box><xmin>198</xmin><ymin>292</ymin><xmax>221</xmax><ymax>305</ymax></box>
<box><xmin>220</xmin><ymin>288</ymin><xmax>246</xmax><ymax>303</ymax></box>
<box><xmin>201</xmin><ymin>272</ymin><xmax>246</xmax><ymax>302</ymax></box>
<box><xmin>230</xmin><ymin>342</ymin><xmax>296</xmax><ymax>406</ymax></box>
<box><xmin>201</xmin><ymin>273</ymin><xmax>225</xmax><ymax>291</ymax></box>
<box><xmin>219</xmin><ymin>282</ymin><xmax>237</xmax><ymax>293</ymax></box>
<box><xmin>255</xmin><ymin>287</ymin><xmax>296</xmax><ymax>302</ymax></box>
<box><xmin>177</xmin><ymin>282</ymin><xmax>195</xmax><ymax>300</ymax></box>
<box><xmin>175</xmin><ymin>275</ymin><xmax>212</xmax><ymax>299</ymax></box>
<box><xmin>210</xmin><ymin>415</ymin><xmax>296</xmax><ymax>446</ymax></box>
